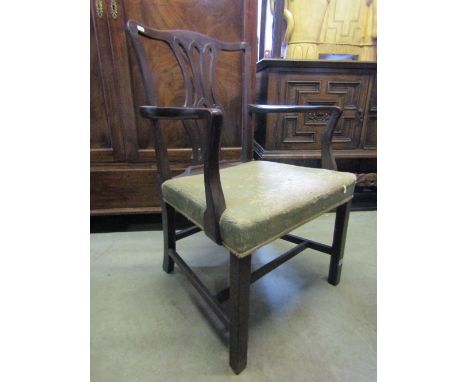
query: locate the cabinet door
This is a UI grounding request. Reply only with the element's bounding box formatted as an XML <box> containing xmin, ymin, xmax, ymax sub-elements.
<box><xmin>90</xmin><ymin>1</ymin><xmax>125</xmax><ymax>163</ymax></box>
<box><xmin>268</xmin><ymin>71</ymin><xmax>370</xmax><ymax>152</ymax></box>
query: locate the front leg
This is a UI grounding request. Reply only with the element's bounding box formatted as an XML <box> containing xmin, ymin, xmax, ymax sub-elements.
<box><xmin>229</xmin><ymin>253</ymin><xmax>251</xmax><ymax>374</ymax></box>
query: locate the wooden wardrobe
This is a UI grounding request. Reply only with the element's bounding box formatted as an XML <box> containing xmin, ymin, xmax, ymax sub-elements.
<box><xmin>90</xmin><ymin>0</ymin><xmax>258</xmax><ymax>215</ymax></box>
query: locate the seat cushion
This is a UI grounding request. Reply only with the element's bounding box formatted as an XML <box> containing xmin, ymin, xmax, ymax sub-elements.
<box><xmin>162</xmin><ymin>161</ymin><xmax>356</xmax><ymax>257</ymax></box>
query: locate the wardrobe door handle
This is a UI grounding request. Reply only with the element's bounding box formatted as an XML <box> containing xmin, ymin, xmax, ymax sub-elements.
<box><xmin>110</xmin><ymin>0</ymin><xmax>118</xmax><ymax>19</ymax></box>
<box><xmin>95</xmin><ymin>0</ymin><xmax>104</xmax><ymax>18</ymax></box>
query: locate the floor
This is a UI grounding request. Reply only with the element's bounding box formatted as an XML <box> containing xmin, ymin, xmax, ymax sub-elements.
<box><xmin>91</xmin><ymin>211</ymin><xmax>376</xmax><ymax>381</ymax></box>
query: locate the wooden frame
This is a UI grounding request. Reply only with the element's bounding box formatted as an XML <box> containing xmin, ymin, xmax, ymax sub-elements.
<box><xmin>126</xmin><ymin>20</ymin><xmax>352</xmax><ymax>374</ymax></box>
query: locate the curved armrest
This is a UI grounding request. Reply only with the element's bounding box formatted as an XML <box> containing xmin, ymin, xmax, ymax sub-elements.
<box><xmin>249</xmin><ymin>104</ymin><xmax>343</xmax><ymax>171</ymax></box>
<box><xmin>140</xmin><ymin>106</ymin><xmax>222</xmax><ymax>120</ymax></box>
<box><xmin>139</xmin><ymin>105</ymin><xmax>226</xmax><ymax>244</ymax></box>
<box><xmin>248</xmin><ymin>104</ymin><xmax>341</xmax><ymax>114</ymax></box>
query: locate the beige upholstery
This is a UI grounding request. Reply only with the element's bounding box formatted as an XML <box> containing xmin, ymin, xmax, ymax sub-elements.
<box><xmin>162</xmin><ymin>161</ymin><xmax>356</xmax><ymax>257</ymax></box>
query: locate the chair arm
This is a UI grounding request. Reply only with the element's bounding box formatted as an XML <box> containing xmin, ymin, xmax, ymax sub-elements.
<box><xmin>140</xmin><ymin>106</ymin><xmax>222</xmax><ymax>120</ymax></box>
<box><xmin>248</xmin><ymin>104</ymin><xmax>343</xmax><ymax>171</ymax></box>
<box><xmin>248</xmin><ymin>104</ymin><xmax>341</xmax><ymax>114</ymax></box>
<box><xmin>140</xmin><ymin>105</ymin><xmax>226</xmax><ymax>244</ymax></box>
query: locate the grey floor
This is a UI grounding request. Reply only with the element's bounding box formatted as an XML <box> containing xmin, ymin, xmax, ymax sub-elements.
<box><xmin>91</xmin><ymin>211</ymin><xmax>376</xmax><ymax>382</ymax></box>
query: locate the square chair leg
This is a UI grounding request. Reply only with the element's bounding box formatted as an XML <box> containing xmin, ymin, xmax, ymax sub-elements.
<box><xmin>229</xmin><ymin>253</ymin><xmax>251</xmax><ymax>374</ymax></box>
<box><xmin>328</xmin><ymin>201</ymin><xmax>351</xmax><ymax>286</ymax></box>
<box><xmin>162</xmin><ymin>202</ymin><xmax>176</xmax><ymax>273</ymax></box>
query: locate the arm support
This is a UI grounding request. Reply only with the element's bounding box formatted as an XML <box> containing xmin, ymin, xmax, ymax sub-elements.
<box><xmin>139</xmin><ymin>106</ymin><xmax>226</xmax><ymax>244</ymax></box>
<box><xmin>248</xmin><ymin>104</ymin><xmax>343</xmax><ymax>170</ymax></box>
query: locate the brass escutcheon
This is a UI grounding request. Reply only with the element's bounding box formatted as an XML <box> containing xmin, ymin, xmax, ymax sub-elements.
<box><xmin>110</xmin><ymin>0</ymin><xmax>118</xmax><ymax>19</ymax></box>
<box><xmin>95</xmin><ymin>0</ymin><xmax>104</xmax><ymax>18</ymax></box>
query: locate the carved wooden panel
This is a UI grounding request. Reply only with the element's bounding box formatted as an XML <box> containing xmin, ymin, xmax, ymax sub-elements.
<box><xmin>254</xmin><ymin>60</ymin><xmax>376</xmax><ymax>168</ymax></box>
<box><xmin>363</xmin><ymin>74</ymin><xmax>377</xmax><ymax>149</ymax></box>
<box><xmin>270</xmin><ymin>73</ymin><xmax>370</xmax><ymax>151</ymax></box>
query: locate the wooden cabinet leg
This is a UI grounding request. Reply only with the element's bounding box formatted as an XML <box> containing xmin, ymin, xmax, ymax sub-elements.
<box><xmin>328</xmin><ymin>201</ymin><xmax>351</xmax><ymax>286</ymax></box>
<box><xmin>162</xmin><ymin>202</ymin><xmax>175</xmax><ymax>273</ymax></box>
<box><xmin>229</xmin><ymin>253</ymin><xmax>251</xmax><ymax>374</ymax></box>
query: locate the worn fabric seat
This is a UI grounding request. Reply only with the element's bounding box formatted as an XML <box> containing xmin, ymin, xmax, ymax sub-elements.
<box><xmin>162</xmin><ymin>160</ymin><xmax>356</xmax><ymax>257</ymax></box>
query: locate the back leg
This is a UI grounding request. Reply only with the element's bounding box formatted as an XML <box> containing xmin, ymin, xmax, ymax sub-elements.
<box><xmin>328</xmin><ymin>201</ymin><xmax>351</xmax><ymax>285</ymax></box>
<box><xmin>162</xmin><ymin>202</ymin><xmax>176</xmax><ymax>273</ymax></box>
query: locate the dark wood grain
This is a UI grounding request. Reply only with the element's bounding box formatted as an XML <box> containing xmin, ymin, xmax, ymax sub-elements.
<box><xmin>119</xmin><ymin>0</ymin><xmax>254</xmax><ymax>162</ymax></box>
<box><xmin>90</xmin><ymin>2</ymin><xmax>125</xmax><ymax>162</ymax></box>
<box><xmin>254</xmin><ymin>58</ymin><xmax>377</xmax><ymax>178</ymax></box>
<box><xmin>90</xmin><ymin>0</ymin><xmax>258</xmax><ymax>215</ymax></box>
<box><xmin>363</xmin><ymin>73</ymin><xmax>377</xmax><ymax>149</ymax></box>
<box><xmin>249</xmin><ymin>104</ymin><xmax>342</xmax><ymax>170</ymax></box>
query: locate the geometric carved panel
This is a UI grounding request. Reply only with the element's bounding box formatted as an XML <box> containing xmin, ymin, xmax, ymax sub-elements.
<box><xmin>278</xmin><ymin>76</ymin><xmax>369</xmax><ymax>150</ymax></box>
<box><xmin>282</xmin><ymin>116</ymin><xmax>319</xmax><ymax>143</ymax></box>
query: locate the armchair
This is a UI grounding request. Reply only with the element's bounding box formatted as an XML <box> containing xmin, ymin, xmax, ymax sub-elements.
<box><xmin>126</xmin><ymin>20</ymin><xmax>356</xmax><ymax>374</ymax></box>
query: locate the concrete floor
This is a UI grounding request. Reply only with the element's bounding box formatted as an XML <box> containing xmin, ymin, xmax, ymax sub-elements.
<box><xmin>91</xmin><ymin>211</ymin><xmax>376</xmax><ymax>381</ymax></box>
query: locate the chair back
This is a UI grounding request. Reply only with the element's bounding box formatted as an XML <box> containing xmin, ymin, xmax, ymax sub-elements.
<box><xmin>126</xmin><ymin>20</ymin><xmax>251</xmax><ymax>182</ymax></box>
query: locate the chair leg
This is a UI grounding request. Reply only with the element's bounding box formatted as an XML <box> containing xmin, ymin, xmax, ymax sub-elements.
<box><xmin>162</xmin><ymin>202</ymin><xmax>176</xmax><ymax>273</ymax></box>
<box><xmin>328</xmin><ymin>201</ymin><xmax>351</xmax><ymax>286</ymax></box>
<box><xmin>229</xmin><ymin>253</ymin><xmax>251</xmax><ymax>374</ymax></box>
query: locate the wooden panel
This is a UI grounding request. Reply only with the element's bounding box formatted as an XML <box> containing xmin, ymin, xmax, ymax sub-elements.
<box><xmin>363</xmin><ymin>74</ymin><xmax>377</xmax><ymax>149</ymax></box>
<box><xmin>254</xmin><ymin>59</ymin><xmax>376</xmax><ymax>169</ymax></box>
<box><xmin>106</xmin><ymin>0</ymin><xmax>257</xmax><ymax>163</ymax></box>
<box><xmin>91</xmin><ymin>147</ymin><xmax>242</xmax><ymax>214</ymax></box>
<box><xmin>90</xmin><ymin>2</ymin><xmax>125</xmax><ymax>162</ymax></box>
<box><xmin>265</xmin><ymin>70</ymin><xmax>370</xmax><ymax>151</ymax></box>
<box><xmin>90</xmin><ymin>164</ymin><xmax>160</xmax><ymax>211</ymax></box>
<box><xmin>90</xmin><ymin>0</ymin><xmax>258</xmax><ymax>215</ymax></box>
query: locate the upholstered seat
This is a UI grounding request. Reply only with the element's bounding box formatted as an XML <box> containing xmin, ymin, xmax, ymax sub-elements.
<box><xmin>163</xmin><ymin>160</ymin><xmax>356</xmax><ymax>257</ymax></box>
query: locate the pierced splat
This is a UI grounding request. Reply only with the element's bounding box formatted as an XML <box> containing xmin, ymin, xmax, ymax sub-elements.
<box><xmin>126</xmin><ymin>21</ymin><xmax>249</xmax><ymax>167</ymax></box>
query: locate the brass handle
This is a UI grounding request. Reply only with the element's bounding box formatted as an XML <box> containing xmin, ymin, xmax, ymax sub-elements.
<box><xmin>95</xmin><ymin>0</ymin><xmax>104</xmax><ymax>18</ymax></box>
<box><xmin>110</xmin><ymin>0</ymin><xmax>118</xmax><ymax>19</ymax></box>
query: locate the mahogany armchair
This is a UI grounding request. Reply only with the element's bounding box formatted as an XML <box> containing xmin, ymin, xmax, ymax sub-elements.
<box><xmin>126</xmin><ymin>20</ymin><xmax>356</xmax><ymax>374</ymax></box>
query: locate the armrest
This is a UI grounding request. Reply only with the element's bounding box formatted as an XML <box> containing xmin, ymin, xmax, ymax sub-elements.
<box><xmin>140</xmin><ymin>106</ymin><xmax>222</xmax><ymax>120</ymax></box>
<box><xmin>248</xmin><ymin>104</ymin><xmax>341</xmax><ymax>114</ymax></box>
<box><xmin>140</xmin><ymin>105</ymin><xmax>226</xmax><ymax>244</ymax></box>
<box><xmin>249</xmin><ymin>104</ymin><xmax>343</xmax><ymax>171</ymax></box>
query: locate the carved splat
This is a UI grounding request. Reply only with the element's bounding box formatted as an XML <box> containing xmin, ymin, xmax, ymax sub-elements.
<box><xmin>277</xmin><ymin>75</ymin><xmax>369</xmax><ymax>150</ymax></box>
<box><xmin>127</xmin><ymin>21</ymin><xmax>250</xmax><ymax>166</ymax></box>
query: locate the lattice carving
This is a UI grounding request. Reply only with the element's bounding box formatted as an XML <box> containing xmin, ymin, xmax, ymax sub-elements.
<box><xmin>279</xmin><ymin>77</ymin><xmax>368</xmax><ymax>149</ymax></box>
<box><xmin>305</xmin><ymin>111</ymin><xmax>331</xmax><ymax>123</ymax></box>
